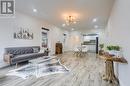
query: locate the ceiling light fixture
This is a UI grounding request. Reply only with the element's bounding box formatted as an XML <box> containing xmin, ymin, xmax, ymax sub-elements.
<box><xmin>71</xmin><ymin>28</ymin><xmax>74</xmax><ymax>31</ymax></box>
<box><xmin>33</xmin><ymin>9</ymin><xmax>37</xmax><ymax>12</ymax></box>
<box><xmin>93</xmin><ymin>18</ymin><xmax>97</xmax><ymax>22</ymax></box>
<box><xmin>94</xmin><ymin>25</ymin><xmax>98</xmax><ymax>28</ymax></box>
<box><xmin>62</xmin><ymin>24</ymin><xmax>66</xmax><ymax>27</ymax></box>
<box><xmin>64</xmin><ymin>15</ymin><xmax>78</xmax><ymax>26</ymax></box>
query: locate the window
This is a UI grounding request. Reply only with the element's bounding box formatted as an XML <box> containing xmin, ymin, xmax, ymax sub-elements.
<box><xmin>41</xmin><ymin>32</ymin><xmax>48</xmax><ymax>48</ymax></box>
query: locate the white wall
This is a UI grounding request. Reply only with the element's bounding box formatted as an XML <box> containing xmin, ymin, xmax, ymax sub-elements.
<box><xmin>48</xmin><ymin>26</ymin><xmax>64</xmax><ymax>54</ymax></box>
<box><xmin>65</xmin><ymin>31</ymin><xmax>82</xmax><ymax>51</ymax></box>
<box><xmin>105</xmin><ymin>0</ymin><xmax>130</xmax><ymax>86</ymax></box>
<box><xmin>0</xmin><ymin>12</ymin><xmax>64</xmax><ymax>67</ymax></box>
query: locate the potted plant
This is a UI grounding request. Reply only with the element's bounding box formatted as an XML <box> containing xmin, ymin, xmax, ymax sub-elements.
<box><xmin>99</xmin><ymin>44</ymin><xmax>104</xmax><ymax>55</ymax></box>
<box><xmin>113</xmin><ymin>46</ymin><xmax>120</xmax><ymax>51</ymax></box>
<box><xmin>113</xmin><ymin>46</ymin><xmax>121</xmax><ymax>57</ymax></box>
<box><xmin>106</xmin><ymin>45</ymin><xmax>114</xmax><ymax>55</ymax></box>
<box><xmin>106</xmin><ymin>45</ymin><xmax>121</xmax><ymax>56</ymax></box>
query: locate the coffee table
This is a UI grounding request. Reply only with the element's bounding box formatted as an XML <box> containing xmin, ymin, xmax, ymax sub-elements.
<box><xmin>29</xmin><ymin>56</ymin><xmax>58</xmax><ymax>64</ymax></box>
<box><xmin>7</xmin><ymin>56</ymin><xmax>69</xmax><ymax>79</ymax></box>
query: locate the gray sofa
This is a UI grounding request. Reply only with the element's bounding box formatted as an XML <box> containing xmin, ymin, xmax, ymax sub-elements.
<box><xmin>3</xmin><ymin>46</ymin><xmax>48</xmax><ymax>65</ymax></box>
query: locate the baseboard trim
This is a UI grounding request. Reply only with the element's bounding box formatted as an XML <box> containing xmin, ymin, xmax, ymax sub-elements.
<box><xmin>0</xmin><ymin>64</ymin><xmax>9</xmax><ymax>69</ymax></box>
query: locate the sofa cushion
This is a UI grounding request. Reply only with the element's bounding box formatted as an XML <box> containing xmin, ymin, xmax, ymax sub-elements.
<box><xmin>11</xmin><ymin>53</ymin><xmax>45</xmax><ymax>63</ymax></box>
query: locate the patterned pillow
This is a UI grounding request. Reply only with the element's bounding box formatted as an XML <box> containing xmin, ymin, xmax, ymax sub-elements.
<box><xmin>33</xmin><ymin>48</ymin><xmax>39</xmax><ymax>53</ymax></box>
<box><xmin>39</xmin><ymin>49</ymin><xmax>45</xmax><ymax>53</ymax></box>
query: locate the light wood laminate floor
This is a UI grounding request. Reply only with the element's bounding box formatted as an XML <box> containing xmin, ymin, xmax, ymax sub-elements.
<box><xmin>0</xmin><ymin>52</ymin><xmax>119</xmax><ymax>86</ymax></box>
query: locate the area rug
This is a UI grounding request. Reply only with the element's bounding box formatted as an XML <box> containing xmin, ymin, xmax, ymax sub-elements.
<box><xmin>6</xmin><ymin>58</ymin><xmax>69</xmax><ymax>79</ymax></box>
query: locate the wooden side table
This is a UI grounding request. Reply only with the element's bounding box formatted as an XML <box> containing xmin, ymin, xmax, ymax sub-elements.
<box><xmin>55</xmin><ymin>43</ymin><xmax>63</xmax><ymax>54</ymax></box>
<box><xmin>99</xmin><ymin>53</ymin><xmax>128</xmax><ymax>83</ymax></box>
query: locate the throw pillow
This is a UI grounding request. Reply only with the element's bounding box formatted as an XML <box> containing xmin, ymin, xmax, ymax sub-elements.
<box><xmin>39</xmin><ymin>49</ymin><xmax>45</xmax><ymax>53</ymax></box>
<box><xmin>33</xmin><ymin>48</ymin><xmax>39</xmax><ymax>53</ymax></box>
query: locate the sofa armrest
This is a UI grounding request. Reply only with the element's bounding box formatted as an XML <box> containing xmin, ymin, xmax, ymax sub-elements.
<box><xmin>3</xmin><ymin>54</ymin><xmax>13</xmax><ymax>64</ymax></box>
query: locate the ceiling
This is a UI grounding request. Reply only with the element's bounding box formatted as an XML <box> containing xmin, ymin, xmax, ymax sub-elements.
<box><xmin>16</xmin><ymin>0</ymin><xmax>115</xmax><ymax>31</ymax></box>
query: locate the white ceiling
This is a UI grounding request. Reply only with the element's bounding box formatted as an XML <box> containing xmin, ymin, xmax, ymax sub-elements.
<box><xmin>16</xmin><ymin>0</ymin><xmax>115</xmax><ymax>31</ymax></box>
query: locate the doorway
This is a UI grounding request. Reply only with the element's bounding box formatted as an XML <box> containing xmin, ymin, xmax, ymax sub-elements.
<box><xmin>82</xmin><ymin>34</ymin><xmax>99</xmax><ymax>53</ymax></box>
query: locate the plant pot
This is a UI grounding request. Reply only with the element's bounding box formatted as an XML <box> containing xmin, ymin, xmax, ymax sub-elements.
<box><xmin>107</xmin><ymin>50</ymin><xmax>115</xmax><ymax>55</ymax></box>
<box><xmin>114</xmin><ymin>51</ymin><xmax>122</xmax><ymax>57</ymax></box>
<box><xmin>107</xmin><ymin>50</ymin><xmax>121</xmax><ymax>57</ymax></box>
<box><xmin>99</xmin><ymin>50</ymin><xmax>104</xmax><ymax>55</ymax></box>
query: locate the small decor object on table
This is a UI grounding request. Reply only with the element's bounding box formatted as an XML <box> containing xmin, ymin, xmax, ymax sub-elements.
<box><xmin>99</xmin><ymin>44</ymin><xmax>104</xmax><ymax>55</ymax></box>
<box><xmin>44</xmin><ymin>48</ymin><xmax>50</xmax><ymax>56</ymax></box>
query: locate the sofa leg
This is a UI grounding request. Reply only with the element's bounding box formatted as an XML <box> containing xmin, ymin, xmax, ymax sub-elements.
<box><xmin>15</xmin><ymin>63</ymin><xmax>18</xmax><ymax>68</ymax></box>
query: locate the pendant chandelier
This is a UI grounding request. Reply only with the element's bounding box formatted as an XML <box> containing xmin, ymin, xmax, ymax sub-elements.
<box><xmin>63</xmin><ymin>15</ymin><xmax>79</xmax><ymax>26</ymax></box>
<box><xmin>65</xmin><ymin>16</ymin><xmax>77</xmax><ymax>25</ymax></box>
